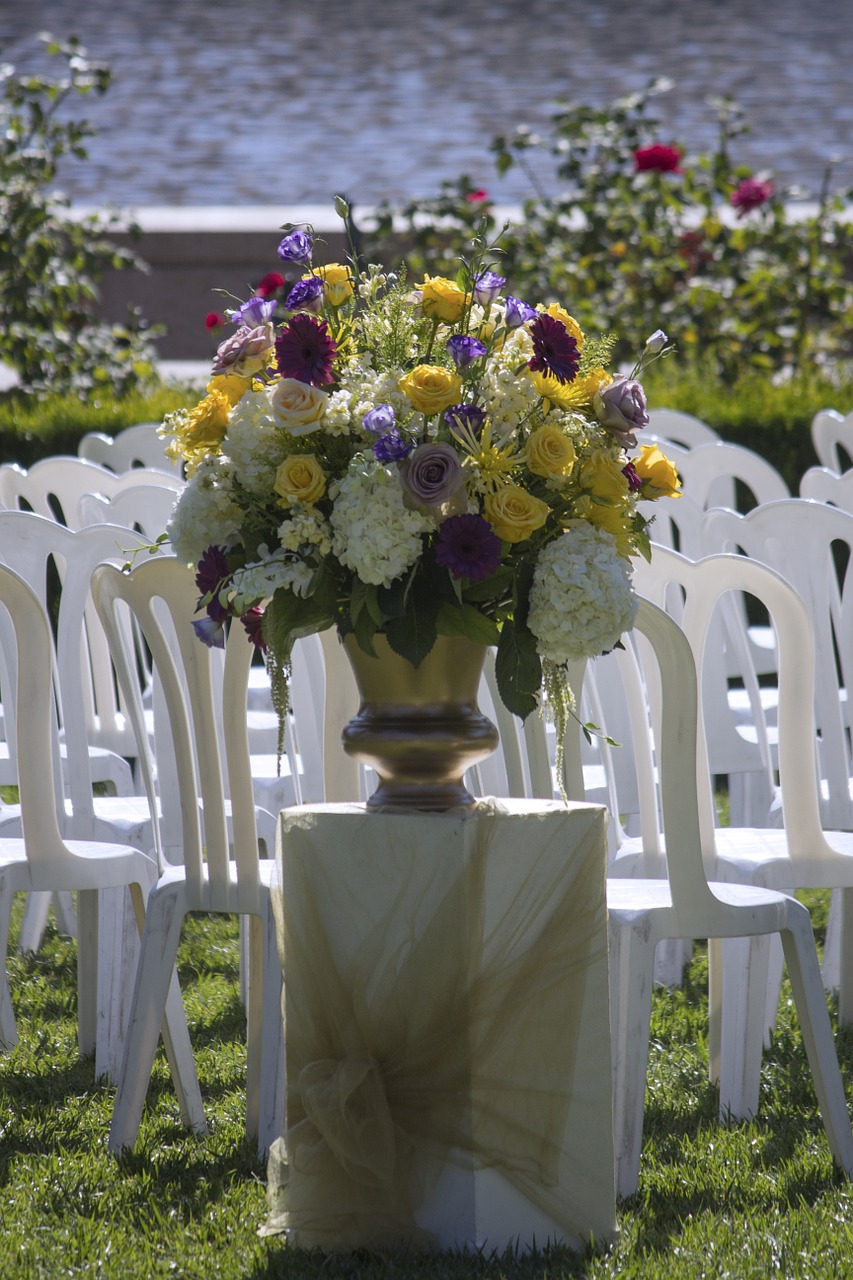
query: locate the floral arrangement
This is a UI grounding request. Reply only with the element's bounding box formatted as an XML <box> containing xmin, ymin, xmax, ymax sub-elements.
<box><xmin>161</xmin><ymin>197</ymin><xmax>680</xmax><ymax>748</ymax></box>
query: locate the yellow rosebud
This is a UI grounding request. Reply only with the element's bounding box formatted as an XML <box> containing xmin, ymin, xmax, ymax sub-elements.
<box><xmin>580</xmin><ymin>451</ymin><xmax>631</xmax><ymax>502</ymax></box>
<box><xmin>633</xmin><ymin>444</ymin><xmax>682</xmax><ymax>499</ymax></box>
<box><xmin>541</xmin><ymin>303</ymin><xmax>585</xmax><ymax>349</ymax></box>
<box><xmin>274</xmin><ymin>454</ymin><xmax>326</xmax><ymax>506</ymax></box>
<box><xmin>526</xmin><ymin>424</ymin><xmax>577</xmax><ymax>478</ymax></box>
<box><xmin>418</xmin><ymin>275</ymin><xmax>469</xmax><ymax>324</ymax></box>
<box><xmin>483</xmin><ymin>485</ymin><xmax>550</xmax><ymax>544</ymax></box>
<box><xmin>315</xmin><ymin>263</ymin><xmax>354</xmax><ymax>307</ymax></box>
<box><xmin>398</xmin><ymin>364</ymin><xmax>463</xmax><ymax>415</ymax></box>
<box><xmin>207</xmin><ymin>372</ymin><xmax>252</xmax><ymax>406</ymax></box>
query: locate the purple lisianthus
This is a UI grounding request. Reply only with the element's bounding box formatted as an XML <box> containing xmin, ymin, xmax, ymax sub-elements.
<box><xmin>192</xmin><ymin>616</ymin><xmax>225</xmax><ymax>649</ymax></box>
<box><xmin>275</xmin><ymin>313</ymin><xmax>337</xmax><ymax>386</ymax></box>
<box><xmin>229</xmin><ymin>296</ymin><xmax>277</xmax><ymax>328</ymax></box>
<box><xmin>528</xmin><ymin>313</ymin><xmax>581</xmax><ymax>385</ymax></box>
<box><xmin>504</xmin><ymin>295</ymin><xmax>537</xmax><ymax>329</ymax></box>
<box><xmin>241</xmin><ymin>607</ymin><xmax>267</xmax><ymax>652</ymax></box>
<box><xmin>285</xmin><ymin>276</ymin><xmax>324</xmax><ymax>313</ymax></box>
<box><xmin>373</xmin><ymin>430</ymin><xmax>413</xmax><ymax>462</ymax></box>
<box><xmin>435</xmin><ymin>513</ymin><xmax>502</xmax><ymax>582</ymax></box>
<box><xmin>399</xmin><ymin>442</ymin><xmax>465</xmax><ymax>510</ymax></box>
<box><xmin>622</xmin><ymin>461</ymin><xmax>643</xmax><ymax>493</ymax></box>
<box><xmin>593</xmin><ymin>376</ymin><xmax>649</xmax><ymax>447</ymax></box>
<box><xmin>446</xmin><ymin>334</ymin><xmax>487</xmax><ymax>369</ymax></box>
<box><xmin>645</xmin><ymin>328</ymin><xmax>668</xmax><ymax>354</ymax></box>
<box><xmin>444</xmin><ymin>402</ymin><xmax>486</xmax><ymax>436</ymax></box>
<box><xmin>473</xmin><ymin>271</ymin><xmax>506</xmax><ymax>305</ymax></box>
<box><xmin>362</xmin><ymin>403</ymin><xmax>396</xmax><ymax>435</ymax></box>
<box><xmin>277</xmin><ymin>229</ymin><xmax>313</xmax><ymax>263</ymax></box>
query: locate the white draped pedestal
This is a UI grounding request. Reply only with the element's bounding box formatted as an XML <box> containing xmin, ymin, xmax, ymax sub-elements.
<box><xmin>265</xmin><ymin>798</ymin><xmax>615</xmax><ymax>1253</ymax></box>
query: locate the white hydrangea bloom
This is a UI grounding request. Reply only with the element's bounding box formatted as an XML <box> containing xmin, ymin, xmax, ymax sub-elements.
<box><xmin>330</xmin><ymin>461</ymin><xmax>431</xmax><ymax>587</ymax></box>
<box><xmin>167</xmin><ymin>455</ymin><xmax>243</xmax><ymax>566</ymax></box>
<box><xmin>225</xmin><ymin>389</ymin><xmax>288</xmax><ymax>494</ymax></box>
<box><xmin>528</xmin><ymin>524</ymin><xmax>637</xmax><ymax>665</ymax></box>
<box><xmin>481</xmin><ymin>327</ymin><xmax>538</xmax><ymax>440</ymax></box>
<box><xmin>277</xmin><ymin>504</ymin><xmax>333</xmax><ymax>557</ymax></box>
<box><xmin>324</xmin><ymin>388</ymin><xmax>357</xmax><ymax>436</ymax></box>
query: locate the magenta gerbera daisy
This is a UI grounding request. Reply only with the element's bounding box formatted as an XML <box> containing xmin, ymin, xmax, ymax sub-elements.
<box><xmin>275</xmin><ymin>313</ymin><xmax>337</xmax><ymax>386</ymax></box>
<box><xmin>434</xmin><ymin>513</ymin><xmax>502</xmax><ymax>582</ymax></box>
<box><xmin>527</xmin><ymin>313</ymin><xmax>580</xmax><ymax>385</ymax></box>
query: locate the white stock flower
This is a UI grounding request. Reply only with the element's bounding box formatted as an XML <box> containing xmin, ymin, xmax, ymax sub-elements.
<box><xmin>225</xmin><ymin>390</ymin><xmax>288</xmax><ymax>494</ymax></box>
<box><xmin>330</xmin><ymin>462</ymin><xmax>431</xmax><ymax>587</ymax></box>
<box><xmin>527</xmin><ymin>524</ymin><xmax>637</xmax><ymax>665</ymax></box>
<box><xmin>229</xmin><ymin>550</ymin><xmax>314</xmax><ymax>612</ymax></box>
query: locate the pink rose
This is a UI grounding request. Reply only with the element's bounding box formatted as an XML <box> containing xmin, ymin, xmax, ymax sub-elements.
<box><xmin>730</xmin><ymin>177</ymin><xmax>774</xmax><ymax>218</ymax></box>
<box><xmin>634</xmin><ymin>144</ymin><xmax>682</xmax><ymax>174</ymax></box>
<box><xmin>211</xmin><ymin>322</ymin><xmax>275</xmax><ymax>377</ymax></box>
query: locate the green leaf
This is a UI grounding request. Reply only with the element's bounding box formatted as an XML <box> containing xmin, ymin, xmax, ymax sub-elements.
<box><xmin>385</xmin><ymin>607</ymin><xmax>437</xmax><ymax>669</ymax></box>
<box><xmin>263</xmin><ymin>571</ymin><xmax>337</xmax><ymax>656</ymax></box>
<box><xmin>436</xmin><ymin>601</ymin><xmax>501</xmax><ymax>646</ymax></box>
<box><xmin>494</xmin><ymin>619</ymin><xmax>541</xmax><ymax>720</ymax></box>
<box><xmin>461</xmin><ymin>565</ymin><xmax>515</xmax><ymax>603</ymax></box>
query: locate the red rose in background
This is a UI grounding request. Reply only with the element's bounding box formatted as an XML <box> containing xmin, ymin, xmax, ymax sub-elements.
<box><xmin>256</xmin><ymin>271</ymin><xmax>285</xmax><ymax>298</ymax></box>
<box><xmin>205</xmin><ymin>311</ymin><xmax>225</xmax><ymax>331</ymax></box>
<box><xmin>730</xmin><ymin>177</ymin><xmax>774</xmax><ymax>217</ymax></box>
<box><xmin>634</xmin><ymin>144</ymin><xmax>683</xmax><ymax>173</ymax></box>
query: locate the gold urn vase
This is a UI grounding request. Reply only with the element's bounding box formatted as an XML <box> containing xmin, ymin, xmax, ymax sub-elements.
<box><xmin>341</xmin><ymin>633</ymin><xmax>499</xmax><ymax>812</ymax></box>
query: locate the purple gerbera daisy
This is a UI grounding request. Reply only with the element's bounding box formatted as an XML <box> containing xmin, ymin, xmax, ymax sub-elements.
<box><xmin>241</xmin><ymin>607</ymin><xmax>267</xmax><ymax>652</ymax></box>
<box><xmin>527</xmin><ymin>313</ymin><xmax>580</xmax><ymax>385</ymax></box>
<box><xmin>434</xmin><ymin>513</ymin><xmax>502</xmax><ymax>582</ymax></box>
<box><xmin>275</xmin><ymin>313</ymin><xmax>337</xmax><ymax>386</ymax></box>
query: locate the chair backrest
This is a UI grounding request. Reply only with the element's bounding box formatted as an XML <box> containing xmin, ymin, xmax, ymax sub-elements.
<box><xmin>700</xmin><ymin>499</ymin><xmax>853</xmax><ymax>830</ymax></box>
<box><xmin>78</xmin><ymin>484</ymin><xmax>180</xmax><ymax>542</ymax></box>
<box><xmin>0</xmin><ymin>456</ymin><xmax>182</xmax><ymax>530</ymax></box>
<box><xmin>799</xmin><ymin>466</ymin><xmax>853</xmax><ymax>509</ymax></box>
<box><xmin>0</xmin><ymin>511</ymin><xmax>150</xmax><ymax>832</ymax></box>
<box><xmin>671</xmin><ymin>440</ymin><xmax>790</xmax><ymax>512</ymax></box>
<box><xmin>93</xmin><ymin>556</ymin><xmax>264</xmax><ymax>913</ymax></box>
<box><xmin>811</xmin><ymin>409</ymin><xmax>853</xmax><ymax>474</ymax></box>
<box><xmin>642</xmin><ymin>408</ymin><xmax>721</xmax><ymax>449</ymax></box>
<box><xmin>78</xmin><ymin>422</ymin><xmax>183</xmax><ymax>477</ymax></box>
<box><xmin>0</xmin><ymin>562</ymin><xmax>72</xmax><ymax>862</ymax></box>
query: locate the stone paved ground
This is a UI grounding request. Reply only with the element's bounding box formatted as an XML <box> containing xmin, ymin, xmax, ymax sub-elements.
<box><xmin>2</xmin><ymin>0</ymin><xmax>852</xmax><ymax>209</ymax></box>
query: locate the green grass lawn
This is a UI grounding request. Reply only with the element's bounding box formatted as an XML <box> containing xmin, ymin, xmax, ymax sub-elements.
<box><xmin>2</xmin><ymin>894</ymin><xmax>852</xmax><ymax>1279</ymax></box>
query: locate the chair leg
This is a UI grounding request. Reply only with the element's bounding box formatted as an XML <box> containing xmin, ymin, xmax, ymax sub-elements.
<box><xmin>94</xmin><ymin>886</ymin><xmax>139</xmax><ymax>1083</ymax></box>
<box><xmin>126</xmin><ymin>881</ymin><xmax>206</xmax><ymax>1135</ymax></box>
<box><xmin>609</xmin><ymin>913</ymin><xmax>658</xmax><ymax>1200</ymax></box>
<box><xmin>245</xmin><ymin>906</ymin><xmax>285</xmax><ymax>1156</ymax></box>
<box><xmin>17</xmin><ymin>891</ymin><xmax>54</xmax><ymax>954</ymax></box>
<box><xmin>0</xmin><ymin>882</ymin><xmax>18</xmax><ymax>1050</ymax></box>
<box><xmin>108</xmin><ymin>884</ymin><xmax>193</xmax><ymax>1152</ymax></box>
<box><xmin>836</xmin><ymin>888</ymin><xmax>853</xmax><ymax>1028</ymax></box>
<box><xmin>717</xmin><ymin>934</ymin><xmax>772</xmax><ymax>1120</ymax></box>
<box><xmin>780</xmin><ymin>910</ymin><xmax>853</xmax><ymax>1175</ymax></box>
<box><xmin>77</xmin><ymin>888</ymin><xmax>99</xmax><ymax>1059</ymax></box>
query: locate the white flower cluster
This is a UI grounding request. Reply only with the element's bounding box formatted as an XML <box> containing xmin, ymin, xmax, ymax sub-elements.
<box><xmin>167</xmin><ymin>455</ymin><xmax>243</xmax><ymax>566</ymax></box>
<box><xmin>527</xmin><ymin>523</ymin><xmax>637</xmax><ymax>665</ymax></box>
<box><xmin>479</xmin><ymin>326</ymin><xmax>538</xmax><ymax>440</ymax></box>
<box><xmin>225</xmin><ymin>390</ymin><xmax>287</xmax><ymax>494</ymax></box>
<box><xmin>330</xmin><ymin>461</ymin><xmax>432</xmax><ymax>587</ymax></box>
<box><xmin>229</xmin><ymin>549</ymin><xmax>313</xmax><ymax>611</ymax></box>
<box><xmin>277</xmin><ymin>503</ymin><xmax>333</xmax><ymax>557</ymax></box>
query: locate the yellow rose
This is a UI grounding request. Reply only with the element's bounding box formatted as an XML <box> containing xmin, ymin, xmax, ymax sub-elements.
<box><xmin>541</xmin><ymin>303</ymin><xmax>585</xmax><ymax>350</ymax></box>
<box><xmin>269</xmin><ymin>378</ymin><xmax>329</xmax><ymax>436</ymax></box>
<box><xmin>580</xmin><ymin>451</ymin><xmax>631</xmax><ymax>502</ymax></box>
<box><xmin>274</xmin><ymin>454</ymin><xmax>326</xmax><ymax>506</ymax></box>
<box><xmin>207</xmin><ymin>372</ymin><xmax>252</xmax><ymax>406</ymax></box>
<box><xmin>633</xmin><ymin>444</ymin><xmax>682</xmax><ymax>499</ymax></box>
<box><xmin>483</xmin><ymin>485</ymin><xmax>550</xmax><ymax>544</ymax></box>
<box><xmin>314</xmin><ymin>262</ymin><xmax>354</xmax><ymax>307</ymax></box>
<box><xmin>526</xmin><ymin>424</ymin><xmax>577</xmax><ymax>478</ymax></box>
<box><xmin>398</xmin><ymin>364</ymin><xmax>463</xmax><ymax>416</ymax></box>
<box><xmin>418</xmin><ymin>275</ymin><xmax>469</xmax><ymax>324</ymax></box>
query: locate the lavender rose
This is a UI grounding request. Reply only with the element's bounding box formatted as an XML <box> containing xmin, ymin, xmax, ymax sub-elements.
<box><xmin>593</xmin><ymin>376</ymin><xmax>649</xmax><ymax>447</ymax></box>
<box><xmin>399</xmin><ymin>442</ymin><xmax>466</xmax><ymax>511</ymax></box>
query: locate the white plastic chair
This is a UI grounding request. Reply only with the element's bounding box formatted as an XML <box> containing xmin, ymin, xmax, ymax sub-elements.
<box><xmin>93</xmin><ymin>555</ymin><xmax>286</xmax><ymax>1157</ymax></box>
<box><xmin>78</xmin><ymin>484</ymin><xmax>180</xmax><ymax>541</ymax></box>
<box><xmin>642</xmin><ymin>408</ymin><xmax>720</xmax><ymax>449</ymax></box>
<box><xmin>0</xmin><ymin>560</ymin><xmax>202</xmax><ymax>1117</ymax></box>
<box><xmin>0</xmin><ymin>456</ymin><xmax>182</xmax><ymax>530</ymax></box>
<box><xmin>800</xmin><ymin>465</ymin><xmax>853</xmax><ymax>509</ymax></box>
<box><xmin>566</xmin><ymin>598</ymin><xmax>853</xmax><ymax>1197</ymax></box>
<box><xmin>78</xmin><ymin>422</ymin><xmax>184</xmax><ymax>477</ymax></box>
<box><xmin>811</xmin><ymin>409</ymin><xmax>853</xmax><ymax>475</ymax></box>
